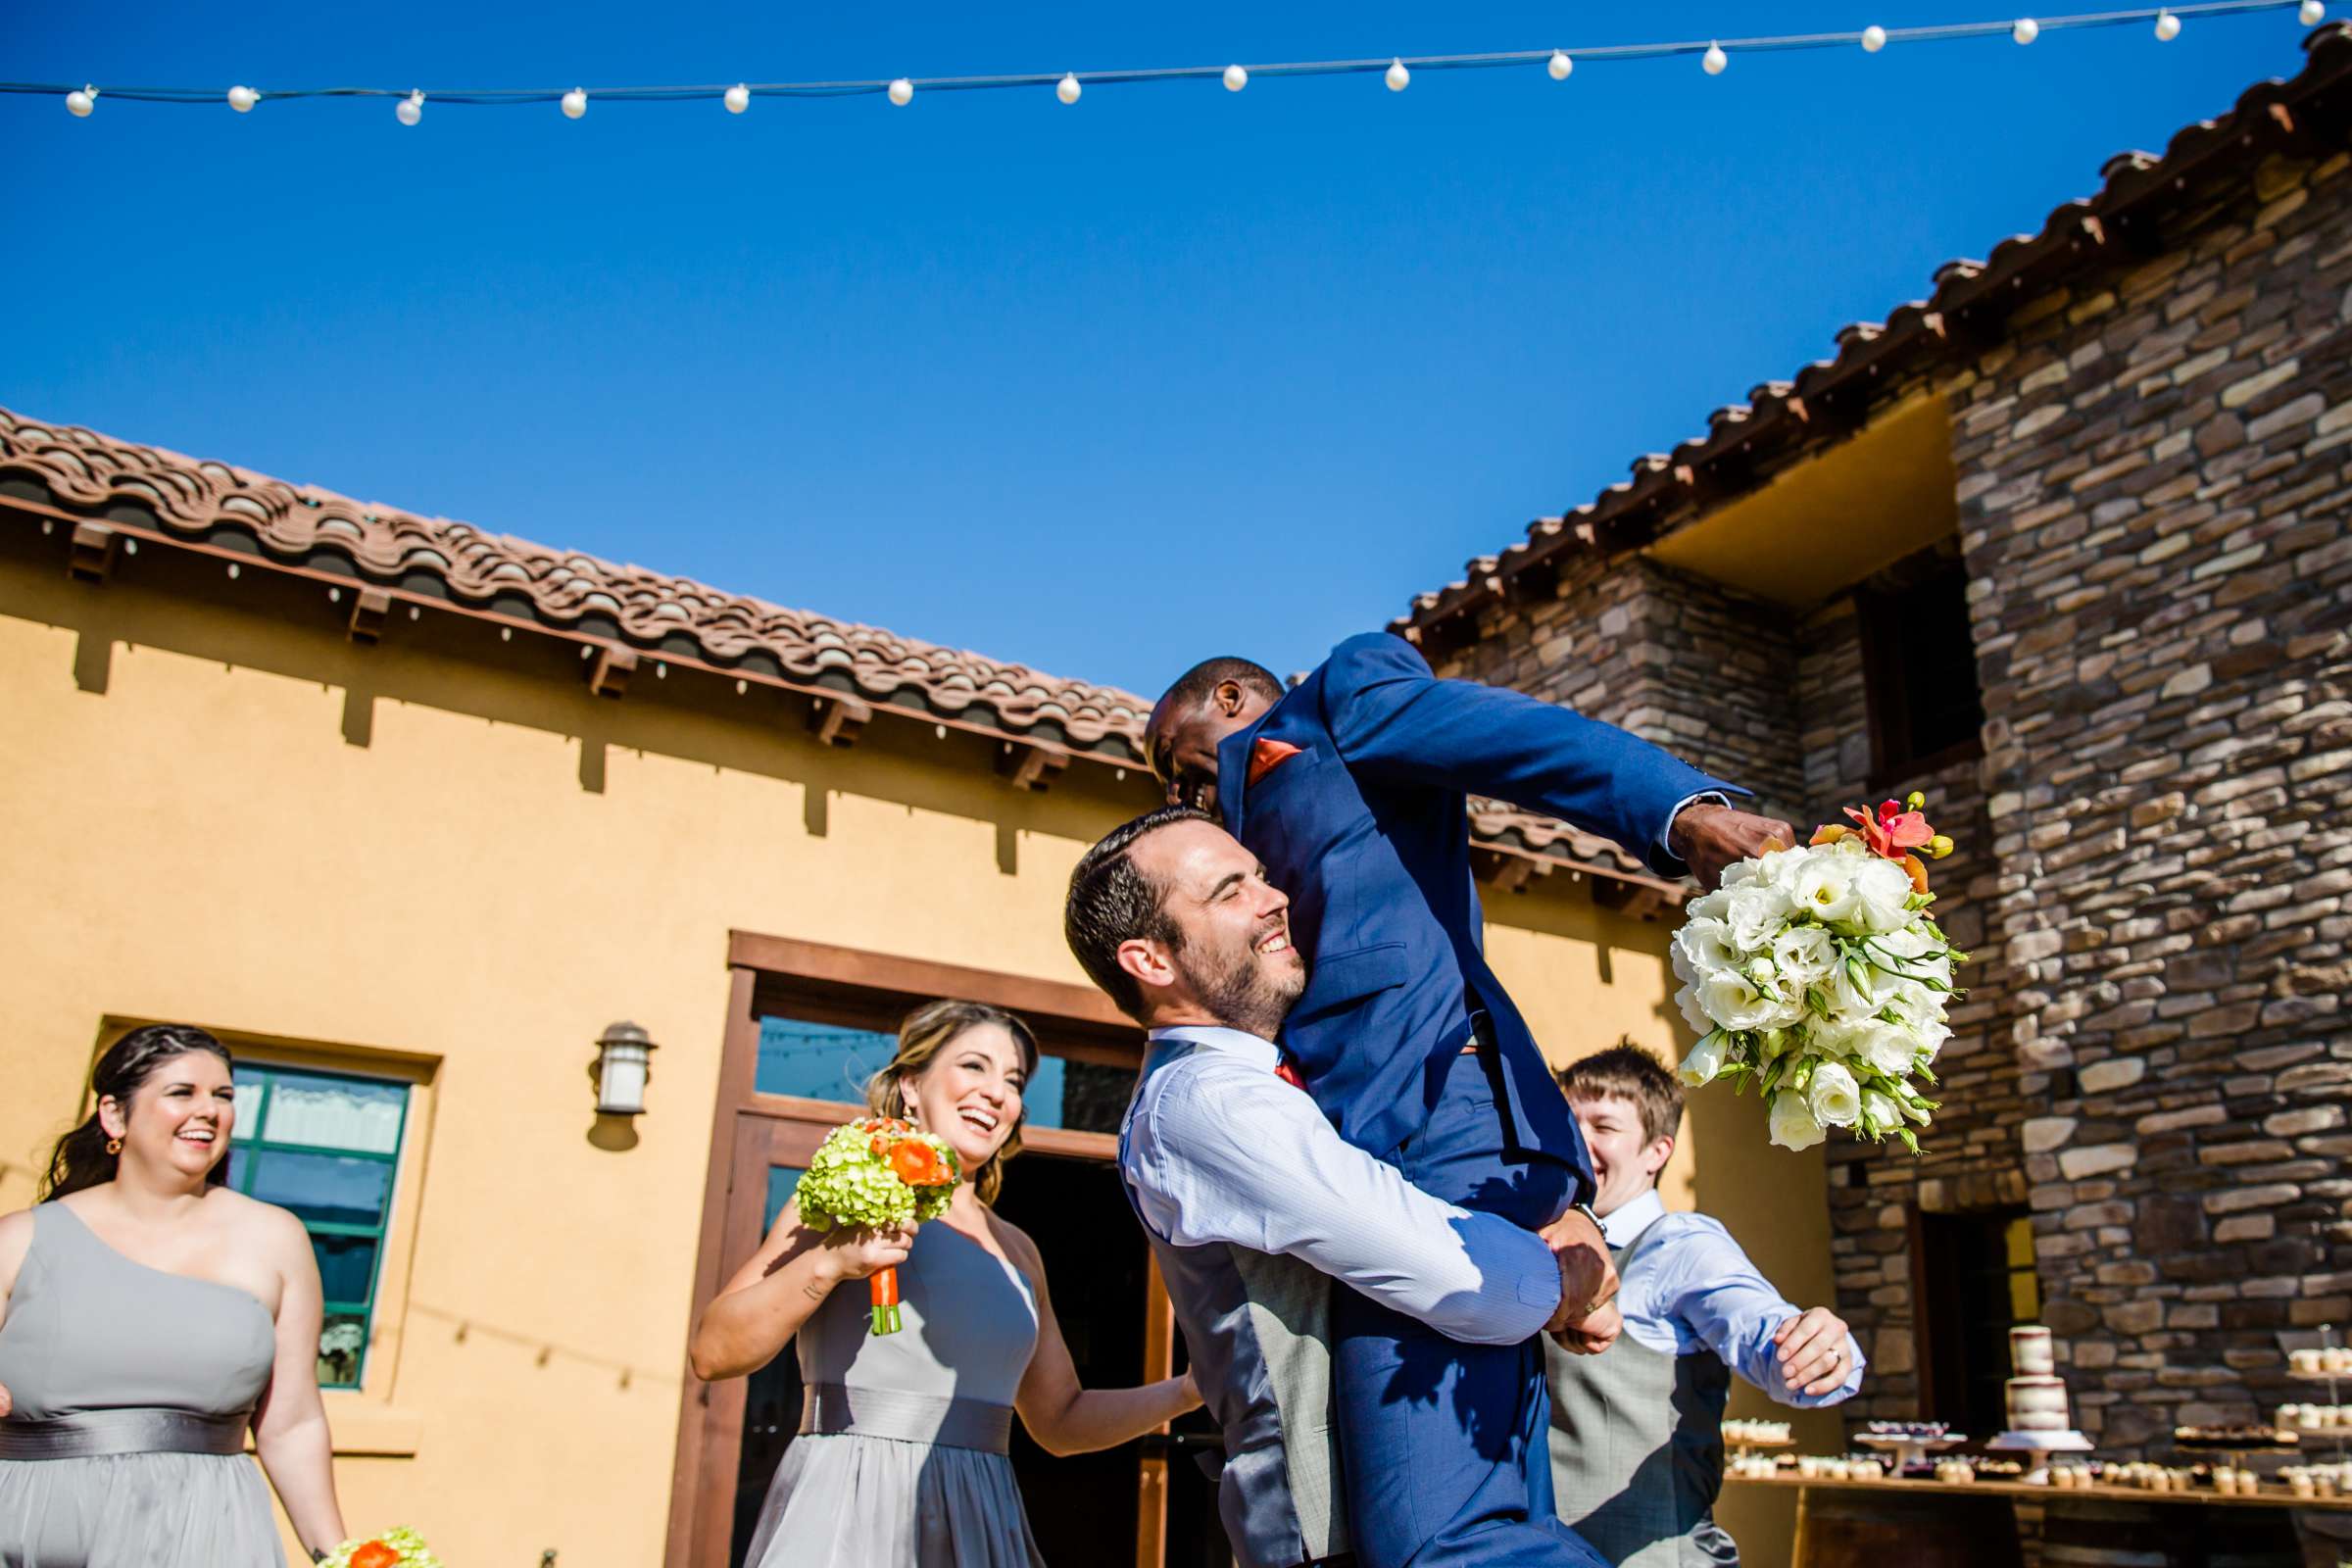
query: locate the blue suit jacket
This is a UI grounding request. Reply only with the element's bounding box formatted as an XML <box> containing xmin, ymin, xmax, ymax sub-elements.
<box><xmin>1217</xmin><ymin>632</ymin><xmax>1741</xmax><ymax>1187</ymax></box>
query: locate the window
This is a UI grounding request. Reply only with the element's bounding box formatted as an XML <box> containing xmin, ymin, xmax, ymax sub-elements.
<box><xmin>229</xmin><ymin>1064</ymin><xmax>410</xmax><ymax>1389</ymax></box>
<box><xmin>1856</xmin><ymin>550</ymin><xmax>1986</xmax><ymax>784</ymax></box>
<box><xmin>1916</xmin><ymin>1207</ymin><xmax>2040</xmax><ymax>1436</ymax></box>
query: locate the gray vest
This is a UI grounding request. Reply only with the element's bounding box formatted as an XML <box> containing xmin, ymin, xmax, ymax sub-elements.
<box><xmin>1546</xmin><ymin>1218</ymin><xmax>1738</xmax><ymax>1568</ymax></box>
<box><xmin>1120</xmin><ymin>1039</ymin><xmax>1348</xmax><ymax>1568</ymax></box>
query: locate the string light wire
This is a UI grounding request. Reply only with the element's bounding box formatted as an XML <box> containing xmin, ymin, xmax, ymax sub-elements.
<box><xmin>2</xmin><ymin>1</ymin><xmax>2323</xmax><ymax>114</ymax></box>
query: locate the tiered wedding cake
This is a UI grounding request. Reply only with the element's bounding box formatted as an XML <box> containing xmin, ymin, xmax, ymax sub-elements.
<box><xmin>2005</xmin><ymin>1326</ymin><xmax>2071</xmax><ymax>1432</ymax></box>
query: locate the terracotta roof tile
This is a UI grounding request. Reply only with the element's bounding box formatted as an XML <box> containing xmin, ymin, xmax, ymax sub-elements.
<box><xmin>0</xmin><ymin>406</ymin><xmax>1682</xmax><ymax>893</ymax></box>
<box><xmin>1393</xmin><ymin>23</ymin><xmax>2352</xmax><ymax>640</ymax></box>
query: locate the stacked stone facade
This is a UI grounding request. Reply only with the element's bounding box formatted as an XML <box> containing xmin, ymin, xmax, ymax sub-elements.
<box><xmin>1432</xmin><ymin>142</ymin><xmax>2352</xmax><ymax>1447</ymax></box>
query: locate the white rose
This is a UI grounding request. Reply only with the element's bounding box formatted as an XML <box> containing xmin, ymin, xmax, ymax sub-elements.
<box><xmin>1875</xmin><ymin>923</ymin><xmax>1936</xmax><ymax>961</ymax></box>
<box><xmin>1769</xmin><ymin>1091</ymin><xmax>1827</xmax><ymax>1152</ymax></box>
<box><xmin>1684</xmin><ymin>888</ymin><xmax>1732</xmax><ymax>923</ymax></box>
<box><xmin>1807</xmin><ymin>1059</ymin><xmax>1863</xmax><ymax>1127</ymax></box>
<box><xmin>1790</xmin><ymin>854</ymin><xmax>1861</xmax><ymax>927</ymax></box>
<box><xmin>1855</xmin><ymin>1022</ymin><xmax>1921</xmax><ymax>1079</ymax></box>
<box><xmin>1862</xmin><ymin>1090</ymin><xmax>1903</xmax><ymax>1136</ymax></box>
<box><xmin>1851</xmin><ymin>858</ymin><xmax>1916</xmax><ymax>934</ymax></box>
<box><xmin>1911</xmin><ymin>1014</ymin><xmax>1952</xmax><ymax>1063</ymax></box>
<box><xmin>1677</xmin><ymin>1030</ymin><xmax>1733</xmax><ymax>1087</ymax></box>
<box><xmin>1695</xmin><ymin>970</ymin><xmax>1782</xmax><ymax>1032</ymax></box>
<box><xmin>1674</xmin><ymin>983</ymin><xmax>1715</xmax><ymax>1038</ymax></box>
<box><xmin>1671</xmin><ymin>918</ymin><xmax>1743</xmax><ymax>987</ymax></box>
<box><xmin>1771</xmin><ymin>923</ymin><xmax>1839</xmax><ymax>986</ymax></box>
<box><xmin>1723</xmin><ymin>884</ymin><xmax>1788</xmax><ymax>953</ymax></box>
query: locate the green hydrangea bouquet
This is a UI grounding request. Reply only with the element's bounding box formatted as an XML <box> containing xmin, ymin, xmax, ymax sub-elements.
<box><xmin>796</xmin><ymin>1117</ymin><xmax>960</xmax><ymax>1333</ymax></box>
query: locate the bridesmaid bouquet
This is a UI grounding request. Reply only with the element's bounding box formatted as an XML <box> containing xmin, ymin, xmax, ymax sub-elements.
<box><xmin>796</xmin><ymin>1117</ymin><xmax>961</xmax><ymax>1334</ymax></box>
<box><xmin>1671</xmin><ymin>794</ymin><xmax>1968</xmax><ymax>1155</ymax></box>
<box><xmin>319</xmin><ymin>1529</ymin><xmax>442</xmax><ymax>1568</ymax></box>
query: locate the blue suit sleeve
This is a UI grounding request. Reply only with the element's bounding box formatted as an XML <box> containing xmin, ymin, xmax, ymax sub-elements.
<box><xmin>1316</xmin><ymin>633</ymin><xmax>1745</xmax><ymax>876</ymax></box>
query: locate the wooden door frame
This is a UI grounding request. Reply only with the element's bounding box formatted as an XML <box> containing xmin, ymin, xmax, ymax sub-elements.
<box><xmin>663</xmin><ymin>932</ymin><xmax>1164</xmax><ymax>1568</ymax></box>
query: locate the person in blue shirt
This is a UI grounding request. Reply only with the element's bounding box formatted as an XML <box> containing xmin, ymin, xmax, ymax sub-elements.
<box><xmin>1547</xmin><ymin>1046</ymin><xmax>1865</xmax><ymax>1567</ymax></box>
<box><xmin>1145</xmin><ymin>636</ymin><xmax>1793</xmax><ymax>1568</ymax></box>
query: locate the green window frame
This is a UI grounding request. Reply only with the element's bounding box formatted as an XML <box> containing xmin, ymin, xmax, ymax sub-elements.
<box><xmin>228</xmin><ymin>1063</ymin><xmax>411</xmax><ymax>1389</ymax></box>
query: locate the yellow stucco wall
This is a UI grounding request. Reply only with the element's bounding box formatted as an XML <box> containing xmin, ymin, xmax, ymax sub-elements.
<box><xmin>0</xmin><ymin>538</ymin><xmax>1830</xmax><ymax>1567</ymax></box>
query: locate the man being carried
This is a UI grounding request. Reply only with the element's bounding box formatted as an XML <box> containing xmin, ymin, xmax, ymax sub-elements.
<box><xmin>1066</xmin><ymin>807</ymin><xmax>1620</xmax><ymax>1568</ymax></box>
<box><xmin>1548</xmin><ymin>1046</ymin><xmax>1864</xmax><ymax>1566</ymax></box>
<box><xmin>1144</xmin><ymin>636</ymin><xmax>1793</xmax><ymax>1568</ymax></box>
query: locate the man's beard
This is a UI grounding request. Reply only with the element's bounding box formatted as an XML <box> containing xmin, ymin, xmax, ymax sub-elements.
<box><xmin>1176</xmin><ymin>934</ymin><xmax>1305</xmax><ymax>1040</ymax></box>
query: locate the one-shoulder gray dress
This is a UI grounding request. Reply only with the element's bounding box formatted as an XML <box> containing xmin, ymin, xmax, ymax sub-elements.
<box><xmin>0</xmin><ymin>1202</ymin><xmax>285</xmax><ymax>1567</ymax></box>
<box><xmin>741</xmin><ymin>1221</ymin><xmax>1048</xmax><ymax>1568</ymax></box>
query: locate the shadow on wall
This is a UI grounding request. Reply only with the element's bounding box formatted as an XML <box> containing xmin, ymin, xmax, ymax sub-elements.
<box><xmin>0</xmin><ymin>538</ymin><xmax>1151</xmax><ymax>878</ymax></box>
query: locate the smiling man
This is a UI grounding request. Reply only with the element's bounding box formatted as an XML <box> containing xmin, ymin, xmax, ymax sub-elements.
<box><xmin>1547</xmin><ymin>1046</ymin><xmax>1864</xmax><ymax>1567</ymax></box>
<box><xmin>1066</xmin><ymin>807</ymin><xmax>1619</xmax><ymax>1568</ymax></box>
<box><xmin>1145</xmin><ymin>636</ymin><xmax>1793</xmax><ymax>1568</ymax></box>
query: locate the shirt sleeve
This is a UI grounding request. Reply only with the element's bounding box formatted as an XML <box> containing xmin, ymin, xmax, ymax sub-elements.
<box><xmin>1128</xmin><ymin>1056</ymin><xmax>1562</xmax><ymax>1346</ymax></box>
<box><xmin>1654</xmin><ymin>1216</ymin><xmax>1866</xmax><ymax>1408</ymax></box>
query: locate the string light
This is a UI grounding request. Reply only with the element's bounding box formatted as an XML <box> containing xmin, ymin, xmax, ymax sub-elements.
<box><xmin>27</xmin><ymin>3</ymin><xmax>2326</xmax><ymax>130</ymax></box>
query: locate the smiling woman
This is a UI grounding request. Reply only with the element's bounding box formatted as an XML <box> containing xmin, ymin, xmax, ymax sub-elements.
<box><xmin>0</xmin><ymin>1024</ymin><xmax>353</xmax><ymax>1564</ymax></box>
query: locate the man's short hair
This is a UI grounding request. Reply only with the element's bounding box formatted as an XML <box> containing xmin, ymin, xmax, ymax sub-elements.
<box><xmin>1159</xmin><ymin>657</ymin><xmax>1284</xmax><ymax>715</ymax></box>
<box><xmin>1064</xmin><ymin>806</ymin><xmax>1220</xmax><ymax>1023</ymax></box>
<box><xmin>1558</xmin><ymin>1043</ymin><xmax>1684</xmax><ymax>1146</ymax></box>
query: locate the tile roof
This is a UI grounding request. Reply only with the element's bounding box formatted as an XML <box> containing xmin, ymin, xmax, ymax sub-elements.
<box><xmin>0</xmin><ymin>405</ymin><xmax>1148</xmax><ymax>759</ymax></box>
<box><xmin>0</xmin><ymin>405</ymin><xmax>1682</xmax><ymax>902</ymax></box>
<box><xmin>1392</xmin><ymin>22</ymin><xmax>2352</xmax><ymax>643</ymax></box>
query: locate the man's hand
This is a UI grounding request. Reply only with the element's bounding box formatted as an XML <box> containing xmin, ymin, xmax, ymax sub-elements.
<box><xmin>1774</xmin><ymin>1306</ymin><xmax>1853</xmax><ymax>1396</ymax></box>
<box><xmin>1538</xmin><ymin>1207</ymin><xmax>1621</xmax><ymax>1353</ymax></box>
<box><xmin>1670</xmin><ymin>802</ymin><xmax>1800</xmax><ymax>892</ymax></box>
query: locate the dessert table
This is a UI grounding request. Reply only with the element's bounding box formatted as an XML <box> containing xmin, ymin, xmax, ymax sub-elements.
<box><xmin>1727</xmin><ymin>1466</ymin><xmax>2352</xmax><ymax>1567</ymax></box>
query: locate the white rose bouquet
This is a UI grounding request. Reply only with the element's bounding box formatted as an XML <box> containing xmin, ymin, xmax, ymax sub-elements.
<box><xmin>1672</xmin><ymin>794</ymin><xmax>1965</xmax><ymax>1153</ymax></box>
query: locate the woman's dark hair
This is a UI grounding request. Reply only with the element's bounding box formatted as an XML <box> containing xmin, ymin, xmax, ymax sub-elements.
<box><xmin>41</xmin><ymin>1024</ymin><xmax>237</xmax><ymax>1201</ymax></box>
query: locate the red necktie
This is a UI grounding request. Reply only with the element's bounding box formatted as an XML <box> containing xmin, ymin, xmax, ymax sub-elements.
<box><xmin>1274</xmin><ymin>1057</ymin><xmax>1308</xmax><ymax>1091</ymax></box>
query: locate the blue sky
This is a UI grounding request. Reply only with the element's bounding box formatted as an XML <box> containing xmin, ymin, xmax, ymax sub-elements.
<box><xmin>4</xmin><ymin>3</ymin><xmax>2319</xmax><ymax>696</ymax></box>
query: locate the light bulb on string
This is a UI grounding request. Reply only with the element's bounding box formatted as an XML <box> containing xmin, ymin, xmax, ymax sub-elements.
<box><xmin>724</xmin><ymin>83</ymin><xmax>750</xmax><ymax>114</ymax></box>
<box><xmin>227</xmin><ymin>85</ymin><xmax>258</xmax><ymax>113</ymax></box>
<box><xmin>1548</xmin><ymin>50</ymin><xmax>1573</xmax><ymax>80</ymax></box>
<box><xmin>888</xmin><ymin>77</ymin><xmax>914</xmax><ymax>106</ymax></box>
<box><xmin>2154</xmin><ymin>10</ymin><xmax>2180</xmax><ymax>38</ymax></box>
<box><xmin>66</xmin><ymin>85</ymin><xmax>95</xmax><ymax>117</ymax></box>
<box><xmin>562</xmin><ymin>87</ymin><xmax>587</xmax><ymax>119</ymax></box>
<box><xmin>2300</xmin><ymin>0</ymin><xmax>2325</xmax><ymax>23</ymax></box>
<box><xmin>396</xmin><ymin>90</ymin><xmax>423</xmax><ymax>125</ymax></box>
<box><xmin>2012</xmin><ymin>18</ymin><xmax>2039</xmax><ymax>44</ymax></box>
<box><xmin>1223</xmin><ymin>64</ymin><xmax>1248</xmax><ymax>91</ymax></box>
<box><xmin>1385</xmin><ymin>58</ymin><xmax>1410</xmax><ymax>91</ymax></box>
<box><xmin>1702</xmin><ymin>42</ymin><xmax>1728</xmax><ymax>74</ymax></box>
<box><xmin>1056</xmin><ymin>73</ymin><xmax>1082</xmax><ymax>105</ymax></box>
<box><xmin>1862</xmin><ymin>25</ymin><xmax>1887</xmax><ymax>52</ymax></box>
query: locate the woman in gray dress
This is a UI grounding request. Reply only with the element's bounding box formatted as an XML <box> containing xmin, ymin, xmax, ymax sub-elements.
<box><xmin>691</xmin><ymin>1001</ymin><xmax>1200</xmax><ymax>1567</ymax></box>
<box><xmin>0</xmin><ymin>1024</ymin><xmax>348</xmax><ymax>1565</ymax></box>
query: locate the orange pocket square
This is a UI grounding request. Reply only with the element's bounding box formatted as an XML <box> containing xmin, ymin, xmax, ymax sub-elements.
<box><xmin>1249</xmin><ymin>738</ymin><xmax>1303</xmax><ymax>786</ymax></box>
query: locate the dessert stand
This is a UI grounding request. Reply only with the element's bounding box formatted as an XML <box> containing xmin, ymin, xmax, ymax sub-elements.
<box><xmin>1985</xmin><ymin>1429</ymin><xmax>2094</xmax><ymax>1485</ymax></box>
<box><xmin>2288</xmin><ymin>1321</ymin><xmax>2351</xmax><ymax>1463</ymax></box>
<box><xmin>1854</xmin><ymin>1430</ymin><xmax>1968</xmax><ymax>1475</ymax></box>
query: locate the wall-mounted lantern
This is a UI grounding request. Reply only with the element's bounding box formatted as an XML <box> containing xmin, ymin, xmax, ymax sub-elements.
<box><xmin>594</xmin><ymin>1021</ymin><xmax>658</xmax><ymax>1116</ymax></box>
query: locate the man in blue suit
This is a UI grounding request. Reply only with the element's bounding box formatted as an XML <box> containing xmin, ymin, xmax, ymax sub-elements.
<box><xmin>1144</xmin><ymin>633</ymin><xmax>1792</xmax><ymax>1568</ymax></box>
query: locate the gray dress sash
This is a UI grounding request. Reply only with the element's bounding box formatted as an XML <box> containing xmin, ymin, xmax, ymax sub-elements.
<box><xmin>0</xmin><ymin>1407</ymin><xmax>250</xmax><ymax>1460</ymax></box>
<box><xmin>799</xmin><ymin>1381</ymin><xmax>1014</xmax><ymax>1455</ymax></box>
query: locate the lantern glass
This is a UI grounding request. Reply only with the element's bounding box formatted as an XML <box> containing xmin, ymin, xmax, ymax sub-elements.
<box><xmin>596</xmin><ymin>1038</ymin><xmax>652</xmax><ymax>1115</ymax></box>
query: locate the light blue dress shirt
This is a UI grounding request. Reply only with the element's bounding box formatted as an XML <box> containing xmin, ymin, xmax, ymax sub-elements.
<box><xmin>1601</xmin><ymin>1189</ymin><xmax>1865</xmax><ymax>1405</ymax></box>
<box><xmin>1122</xmin><ymin>1024</ymin><xmax>1564</xmax><ymax>1346</ymax></box>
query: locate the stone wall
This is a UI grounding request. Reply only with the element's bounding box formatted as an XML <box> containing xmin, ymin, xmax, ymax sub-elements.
<box><xmin>1433</xmin><ymin>142</ymin><xmax>2352</xmax><ymax>1448</ymax></box>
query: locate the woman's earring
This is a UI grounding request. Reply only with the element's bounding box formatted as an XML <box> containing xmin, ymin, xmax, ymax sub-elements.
<box><xmin>104</xmin><ymin>1137</ymin><xmax>122</xmax><ymax>1155</ymax></box>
